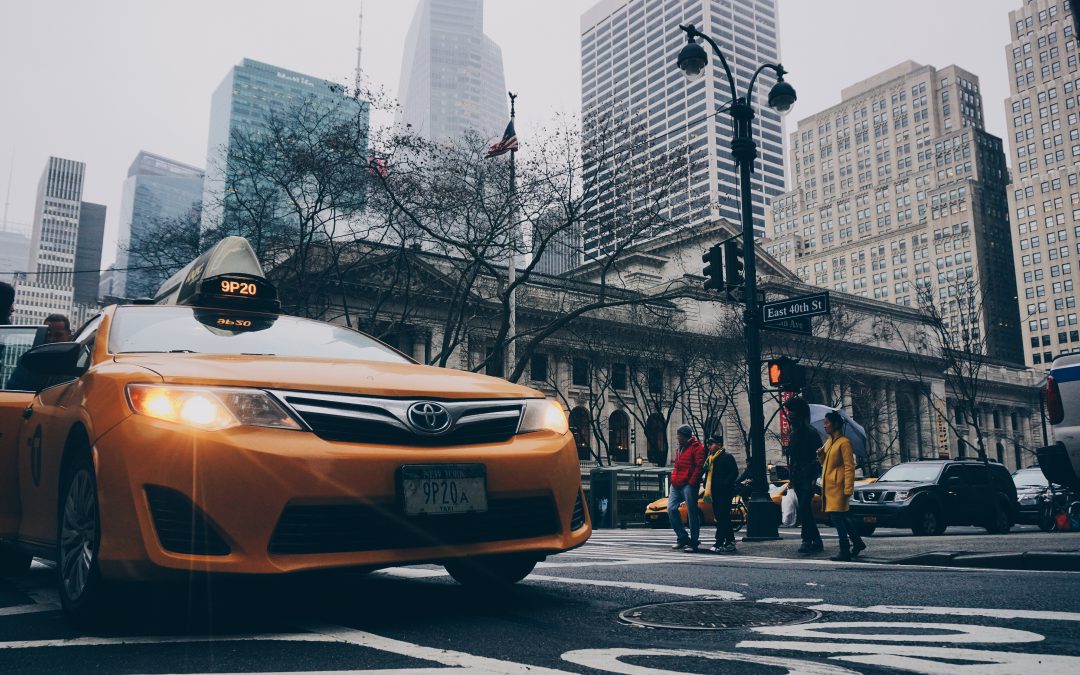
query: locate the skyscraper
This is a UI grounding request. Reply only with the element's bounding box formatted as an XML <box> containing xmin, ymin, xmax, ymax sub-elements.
<box><xmin>73</xmin><ymin>202</ymin><xmax>106</xmax><ymax>305</ymax></box>
<box><xmin>765</xmin><ymin>61</ymin><xmax>1023</xmax><ymax>363</ymax></box>
<box><xmin>201</xmin><ymin>58</ymin><xmax>367</xmax><ymax>235</ymax></box>
<box><xmin>14</xmin><ymin>157</ymin><xmax>106</xmax><ymax>324</ymax></box>
<box><xmin>1004</xmin><ymin>0</ymin><xmax>1080</xmax><ymax>369</ymax></box>
<box><xmin>579</xmin><ymin>0</ymin><xmax>785</xmax><ymax>259</ymax></box>
<box><xmin>397</xmin><ymin>0</ymin><xmax>509</xmax><ymax>140</ymax></box>
<box><xmin>115</xmin><ymin>151</ymin><xmax>204</xmax><ymax>297</ymax></box>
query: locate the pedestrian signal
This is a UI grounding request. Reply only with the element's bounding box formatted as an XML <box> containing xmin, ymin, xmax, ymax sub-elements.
<box><xmin>767</xmin><ymin>357</ymin><xmax>805</xmax><ymax>391</ymax></box>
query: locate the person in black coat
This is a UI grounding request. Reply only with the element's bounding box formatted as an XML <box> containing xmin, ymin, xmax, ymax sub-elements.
<box><xmin>703</xmin><ymin>434</ymin><xmax>739</xmax><ymax>554</ymax></box>
<box><xmin>784</xmin><ymin>397</ymin><xmax>824</xmax><ymax>555</ymax></box>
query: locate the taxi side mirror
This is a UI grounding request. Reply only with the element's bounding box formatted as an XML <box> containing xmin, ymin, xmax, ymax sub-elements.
<box><xmin>20</xmin><ymin>342</ymin><xmax>86</xmax><ymax>378</ymax></box>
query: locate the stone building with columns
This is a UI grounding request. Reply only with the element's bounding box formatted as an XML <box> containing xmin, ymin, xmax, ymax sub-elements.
<box><xmin>308</xmin><ymin>220</ymin><xmax>1045</xmax><ymax>474</ymax></box>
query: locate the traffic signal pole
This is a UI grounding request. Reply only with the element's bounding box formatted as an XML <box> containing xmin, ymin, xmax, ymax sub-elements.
<box><xmin>732</xmin><ymin>100</ymin><xmax>780</xmax><ymax>541</ymax></box>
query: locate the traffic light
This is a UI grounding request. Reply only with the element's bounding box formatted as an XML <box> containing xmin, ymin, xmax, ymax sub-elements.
<box><xmin>767</xmin><ymin>357</ymin><xmax>805</xmax><ymax>391</ymax></box>
<box><xmin>702</xmin><ymin>244</ymin><xmax>724</xmax><ymax>292</ymax></box>
<box><xmin>724</xmin><ymin>239</ymin><xmax>744</xmax><ymax>288</ymax></box>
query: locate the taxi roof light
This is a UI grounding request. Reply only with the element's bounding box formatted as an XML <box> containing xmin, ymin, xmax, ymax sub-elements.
<box><xmin>153</xmin><ymin>237</ymin><xmax>281</xmax><ymax>314</ymax></box>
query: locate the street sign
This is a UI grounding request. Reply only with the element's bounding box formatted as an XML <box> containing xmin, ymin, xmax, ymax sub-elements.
<box><xmin>761</xmin><ymin>291</ymin><xmax>830</xmax><ymax>323</ymax></box>
<box><xmin>761</xmin><ymin>316</ymin><xmax>812</xmax><ymax>335</ymax></box>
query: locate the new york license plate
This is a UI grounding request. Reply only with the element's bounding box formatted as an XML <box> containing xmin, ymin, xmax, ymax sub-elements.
<box><xmin>400</xmin><ymin>464</ymin><xmax>488</xmax><ymax>515</ymax></box>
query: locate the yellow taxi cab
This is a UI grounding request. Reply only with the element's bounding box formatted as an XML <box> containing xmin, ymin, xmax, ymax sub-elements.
<box><xmin>0</xmin><ymin>237</ymin><xmax>590</xmax><ymax>622</ymax></box>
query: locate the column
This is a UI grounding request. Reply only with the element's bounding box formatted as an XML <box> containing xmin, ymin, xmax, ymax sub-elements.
<box><xmin>886</xmin><ymin>385</ymin><xmax>900</xmax><ymax>463</ymax></box>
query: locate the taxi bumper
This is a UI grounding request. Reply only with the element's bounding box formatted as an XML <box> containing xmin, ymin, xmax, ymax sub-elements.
<box><xmin>92</xmin><ymin>414</ymin><xmax>590</xmax><ymax>579</ymax></box>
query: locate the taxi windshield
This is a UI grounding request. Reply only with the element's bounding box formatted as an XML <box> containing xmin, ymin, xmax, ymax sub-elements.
<box><xmin>108</xmin><ymin>306</ymin><xmax>409</xmax><ymax>363</ymax></box>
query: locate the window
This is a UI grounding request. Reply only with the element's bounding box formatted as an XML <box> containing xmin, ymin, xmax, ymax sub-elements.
<box><xmin>530</xmin><ymin>353</ymin><xmax>549</xmax><ymax>383</ymax></box>
<box><xmin>572</xmin><ymin>357</ymin><xmax>589</xmax><ymax>387</ymax></box>
<box><xmin>648</xmin><ymin>367</ymin><xmax>663</xmax><ymax>395</ymax></box>
<box><xmin>611</xmin><ymin>362</ymin><xmax>627</xmax><ymax>390</ymax></box>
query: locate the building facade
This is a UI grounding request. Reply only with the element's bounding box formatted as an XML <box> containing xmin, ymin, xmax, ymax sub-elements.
<box><xmin>13</xmin><ymin>157</ymin><xmax>107</xmax><ymax>325</ymax></box>
<box><xmin>201</xmin><ymin>59</ymin><xmax>367</xmax><ymax>235</ymax></box>
<box><xmin>115</xmin><ymin>151</ymin><xmax>204</xmax><ymax>298</ymax></box>
<box><xmin>299</xmin><ymin>220</ymin><xmax>1043</xmax><ymax>475</ymax></box>
<box><xmin>1005</xmin><ymin>0</ymin><xmax>1080</xmax><ymax>368</ymax></box>
<box><xmin>580</xmin><ymin>0</ymin><xmax>785</xmax><ymax>259</ymax></box>
<box><xmin>397</xmin><ymin>0</ymin><xmax>508</xmax><ymax>141</ymax></box>
<box><xmin>766</xmin><ymin>61</ymin><xmax>1024</xmax><ymax>364</ymax></box>
<box><xmin>0</xmin><ymin>222</ymin><xmax>31</xmax><ymax>284</ymax></box>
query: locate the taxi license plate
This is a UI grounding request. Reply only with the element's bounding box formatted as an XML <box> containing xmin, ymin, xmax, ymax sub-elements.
<box><xmin>400</xmin><ymin>464</ymin><xmax>487</xmax><ymax>515</ymax></box>
<box><xmin>863</xmin><ymin>516</ymin><xmax>877</xmax><ymax>524</ymax></box>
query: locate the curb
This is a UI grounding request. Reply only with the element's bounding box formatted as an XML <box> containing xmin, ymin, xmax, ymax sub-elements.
<box><xmin>889</xmin><ymin>550</ymin><xmax>1080</xmax><ymax>571</ymax></box>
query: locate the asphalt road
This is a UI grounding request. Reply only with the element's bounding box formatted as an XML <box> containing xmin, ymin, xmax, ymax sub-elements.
<box><xmin>1</xmin><ymin>527</ymin><xmax>1078</xmax><ymax>673</ymax></box>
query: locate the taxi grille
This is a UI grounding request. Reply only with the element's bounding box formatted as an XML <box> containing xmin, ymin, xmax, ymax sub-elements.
<box><xmin>273</xmin><ymin>391</ymin><xmax>523</xmax><ymax>446</ymax></box>
<box><xmin>145</xmin><ymin>486</ymin><xmax>230</xmax><ymax>556</ymax></box>
<box><xmin>268</xmin><ymin>496</ymin><xmax>560</xmax><ymax>555</ymax></box>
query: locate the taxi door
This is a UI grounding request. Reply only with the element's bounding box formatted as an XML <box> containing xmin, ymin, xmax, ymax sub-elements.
<box><xmin>16</xmin><ymin>316</ymin><xmax>102</xmax><ymax>547</ymax></box>
<box><xmin>0</xmin><ymin>326</ymin><xmax>46</xmax><ymax>537</ymax></box>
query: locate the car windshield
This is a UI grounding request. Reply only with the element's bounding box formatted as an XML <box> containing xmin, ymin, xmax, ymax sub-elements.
<box><xmin>1013</xmin><ymin>469</ymin><xmax>1048</xmax><ymax>488</ymax></box>
<box><xmin>108</xmin><ymin>306</ymin><xmax>409</xmax><ymax>363</ymax></box>
<box><xmin>878</xmin><ymin>463</ymin><xmax>944</xmax><ymax>483</ymax></box>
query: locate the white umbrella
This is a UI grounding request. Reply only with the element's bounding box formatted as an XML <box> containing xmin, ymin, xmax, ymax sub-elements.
<box><xmin>808</xmin><ymin>404</ymin><xmax>867</xmax><ymax>459</ymax></box>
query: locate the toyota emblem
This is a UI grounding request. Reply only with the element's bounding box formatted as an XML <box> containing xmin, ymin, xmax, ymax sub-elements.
<box><xmin>407</xmin><ymin>401</ymin><xmax>452</xmax><ymax>433</ymax></box>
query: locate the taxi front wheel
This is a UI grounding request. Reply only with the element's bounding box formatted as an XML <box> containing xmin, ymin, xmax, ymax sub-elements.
<box><xmin>444</xmin><ymin>554</ymin><xmax>538</xmax><ymax>586</ymax></box>
<box><xmin>56</xmin><ymin>454</ymin><xmax>112</xmax><ymax>624</ymax></box>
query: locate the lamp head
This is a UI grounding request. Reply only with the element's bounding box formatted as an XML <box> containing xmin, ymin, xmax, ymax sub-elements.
<box><xmin>677</xmin><ymin>32</ymin><xmax>708</xmax><ymax>81</ymax></box>
<box><xmin>768</xmin><ymin>76</ymin><xmax>797</xmax><ymax>116</ymax></box>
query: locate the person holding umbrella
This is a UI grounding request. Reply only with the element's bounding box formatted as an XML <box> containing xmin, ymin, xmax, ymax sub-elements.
<box><xmin>818</xmin><ymin>410</ymin><xmax>866</xmax><ymax>561</ymax></box>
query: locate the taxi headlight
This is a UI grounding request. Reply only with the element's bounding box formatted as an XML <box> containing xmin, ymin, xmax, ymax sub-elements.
<box><xmin>126</xmin><ymin>384</ymin><xmax>301</xmax><ymax>432</ymax></box>
<box><xmin>518</xmin><ymin>399</ymin><xmax>569</xmax><ymax>435</ymax></box>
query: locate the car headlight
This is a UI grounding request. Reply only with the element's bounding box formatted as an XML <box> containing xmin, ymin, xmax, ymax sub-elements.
<box><xmin>893</xmin><ymin>490</ymin><xmax>912</xmax><ymax>502</ymax></box>
<box><xmin>126</xmin><ymin>384</ymin><xmax>301</xmax><ymax>432</ymax></box>
<box><xmin>518</xmin><ymin>398</ymin><xmax>569</xmax><ymax>435</ymax></box>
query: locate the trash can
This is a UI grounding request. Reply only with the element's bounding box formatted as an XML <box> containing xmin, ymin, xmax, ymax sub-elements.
<box><xmin>589</xmin><ymin>467</ymin><xmax>618</xmax><ymax>529</ymax></box>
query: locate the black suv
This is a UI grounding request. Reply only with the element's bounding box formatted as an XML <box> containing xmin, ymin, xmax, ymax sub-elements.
<box><xmin>849</xmin><ymin>459</ymin><xmax>1018</xmax><ymax>536</ymax></box>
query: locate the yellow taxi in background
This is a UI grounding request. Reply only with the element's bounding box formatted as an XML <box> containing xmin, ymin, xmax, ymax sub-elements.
<box><xmin>0</xmin><ymin>237</ymin><xmax>589</xmax><ymax>622</ymax></box>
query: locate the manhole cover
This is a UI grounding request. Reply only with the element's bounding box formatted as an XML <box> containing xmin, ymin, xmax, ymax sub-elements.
<box><xmin>619</xmin><ymin>600</ymin><xmax>821</xmax><ymax>630</ymax></box>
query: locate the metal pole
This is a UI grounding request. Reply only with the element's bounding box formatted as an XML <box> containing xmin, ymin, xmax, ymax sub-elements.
<box><xmin>506</xmin><ymin>92</ymin><xmax>518</xmax><ymax>376</ymax></box>
<box><xmin>731</xmin><ymin>100</ymin><xmax>779</xmax><ymax>541</ymax></box>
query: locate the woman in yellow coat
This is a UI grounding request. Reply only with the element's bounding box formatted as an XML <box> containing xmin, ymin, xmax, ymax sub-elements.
<box><xmin>817</xmin><ymin>411</ymin><xmax>866</xmax><ymax>561</ymax></box>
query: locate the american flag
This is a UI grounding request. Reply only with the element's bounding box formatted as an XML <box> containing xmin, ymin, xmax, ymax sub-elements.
<box><xmin>485</xmin><ymin>119</ymin><xmax>519</xmax><ymax>158</ymax></box>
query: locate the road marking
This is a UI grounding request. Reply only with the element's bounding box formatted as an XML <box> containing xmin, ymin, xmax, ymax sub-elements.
<box><xmin>806</xmin><ymin>603</ymin><xmax>1080</xmax><ymax>623</ymax></box>
<box><xmin>528</xmin><ymin>575</ymin><xmax>744</xmax><ymax>600</ymax></box>
<box><xmin>561</xmin><ymin>647</ymin><xmax>860</xmax><ymax>675</ymax></box>
<box><xmin>0</xmin><ymin>633</ymin><xmax>340</xmax><ymax>649</ymax></box>
<box><xmin>753</xmin><ymin>621</ymin><xmax>1044</xmax><ymax>644</ymax></box>
<box><xmin>0</xmin><ymin>603</ymin><xmax>57</xmax><ymax>617</ymax></box>
<box><xmin>760</xmin><ymin>598</ymin><xmax>825</xmax><ymax>604</ymax></box>
<box><xmin>302</xmin><ymin>623</ymin><xmax>575</xmax><ymax>675</ymax></box>
<box><xmin>736</xmin><ymin>641</ymin><xmax>1080</xmax><ymax>672</ymax></box>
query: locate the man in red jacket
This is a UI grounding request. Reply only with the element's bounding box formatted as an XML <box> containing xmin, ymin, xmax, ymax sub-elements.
<box><xmin>667</xmin><ymin>424</ymin><xmax>706</xmax><ymax>551</ymax></box>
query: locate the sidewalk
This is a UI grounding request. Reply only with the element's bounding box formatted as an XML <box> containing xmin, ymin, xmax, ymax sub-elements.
<box><xmin>734</xmin><ymin>526</ymin><xmax>1080</xmax><ymax>571</ymax></box>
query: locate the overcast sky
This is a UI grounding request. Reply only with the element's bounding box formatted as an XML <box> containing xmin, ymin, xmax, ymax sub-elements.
<box><xmin>0</xmin><ymin>0</ymin><xmax>1021</xmax><ymax>269</ymax></box>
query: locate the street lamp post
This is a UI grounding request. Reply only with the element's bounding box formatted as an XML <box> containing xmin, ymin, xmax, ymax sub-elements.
<box><xmin>676</xmin><ymin>23</ymin><xmax>796</xmax><ymax>540</ymax></box>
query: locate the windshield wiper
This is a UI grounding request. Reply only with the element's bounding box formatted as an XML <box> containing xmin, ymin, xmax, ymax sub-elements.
<box><xmin>168</xmin><ymin>349</ymin><xmax>197</xmax><ymax>353</ymax></box>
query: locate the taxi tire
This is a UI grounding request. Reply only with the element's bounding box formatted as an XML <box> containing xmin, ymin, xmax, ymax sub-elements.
<box><xmin>56</xmin><ymin>455</ymin><xmax>113</xmax><ymax>625</ymax></box>
<box><xmin>0</xmin><ymin>545</ymin><xmax>32</xmax><ymax>577</ymax></box>
<box><xmin>647</xmin><ymin>515</ymin><xmax>669</xmax><ymax>529</ymax></box>
<box><xmin>444</xmin><ymin>554</ymin><xmax>538</xmax><ymax>587</ymax></box>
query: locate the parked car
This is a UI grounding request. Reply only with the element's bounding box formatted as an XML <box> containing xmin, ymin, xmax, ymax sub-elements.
<box><xmin>1013</xmin><ymin>467</ymin><xmax>1051</xmax><ymax>525</ymax></box>
<box><xmin>849</xmin><ymin>459</ymin><xmax>1018</xmax><ymax>536</ymax></box>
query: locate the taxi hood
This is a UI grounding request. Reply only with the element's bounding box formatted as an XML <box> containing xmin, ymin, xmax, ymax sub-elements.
<box><xmin>115</xmin><ymin>354</ymin><xmax>541</xmax><ymax>400</ymax></box>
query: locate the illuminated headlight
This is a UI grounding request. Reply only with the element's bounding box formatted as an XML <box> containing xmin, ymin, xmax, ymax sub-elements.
<box><xmin>892</xmin><ymin>490</ymin><xmax>913</xmax><ymax>502</ymax></box>
<box><xmin>127</xmin><ymin>384</ymin><xmax>301</xmax><ymax>432</ymax></box>
<box><xmin>518</xmin><ymin>399</ymin><xmax>569</xmax><ymax>435</ymax></box>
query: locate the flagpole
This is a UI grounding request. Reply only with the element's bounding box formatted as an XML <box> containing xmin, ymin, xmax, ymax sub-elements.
<box><xmin>507</xmin><ymin>91</ymin><xmax>518</xmax><ymax>379</ymax></box>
